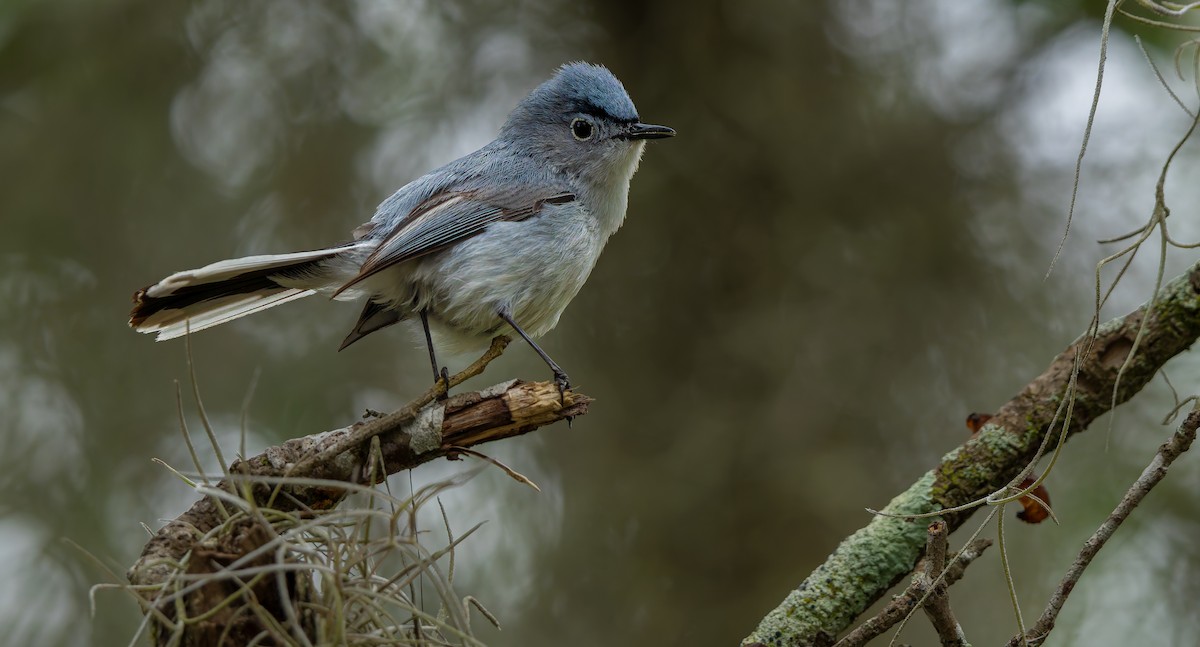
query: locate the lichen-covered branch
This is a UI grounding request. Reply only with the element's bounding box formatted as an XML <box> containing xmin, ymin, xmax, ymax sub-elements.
<box><xmin>743</xmin><ymin>261</ymin><xmax>1200</xmax><ymax>647</ymax></box>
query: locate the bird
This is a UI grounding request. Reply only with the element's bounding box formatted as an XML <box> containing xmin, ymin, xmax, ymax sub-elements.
<box><xmin>129</xmin><ymin>62</ymin><xmax>674</xmax><ymax>393</ymax></box>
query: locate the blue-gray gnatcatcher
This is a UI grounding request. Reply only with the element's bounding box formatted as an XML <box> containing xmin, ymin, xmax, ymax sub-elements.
<box><xmin>129</xmin><ymin>62</ymin><xmax>674</xmax><ymax>391</ymax></box>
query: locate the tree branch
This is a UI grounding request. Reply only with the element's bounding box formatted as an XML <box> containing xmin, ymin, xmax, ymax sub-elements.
<box><xmin>128</xmin><ymin>335</ymin><xmax>591</xmax><ymax>639</ymax></box>
<box><xmin>742</xmin><ymin>261</ymin><xmax>1200</xmax><ymax>647</ymax></box>
<box><xmin>1008</xmin><ymin>408</ymin><xmax>1199</xmax><ymax>646</ymax></box>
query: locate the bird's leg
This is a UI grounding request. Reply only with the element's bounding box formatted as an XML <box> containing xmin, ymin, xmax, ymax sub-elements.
<box><xmin>420</xmin><ymin>309</ymin><xmax>449</xmax><ymax>398</ymax></box>
<box><xmin>497</xmin><ymin>309</ymin><xmax>571</xmax><ymax>399</ymax></box>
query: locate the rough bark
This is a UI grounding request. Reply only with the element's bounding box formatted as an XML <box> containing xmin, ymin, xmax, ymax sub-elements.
<box><xmin>743</xmin><ymin>261</ymin><xmax>1200</xmax><ymax>647</ymax></box>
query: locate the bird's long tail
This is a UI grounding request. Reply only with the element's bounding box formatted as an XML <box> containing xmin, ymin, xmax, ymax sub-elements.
<box><xmin>129</xmin><ymin>244</ymin><xmax>365</xmax><ymax>341</ymax></box>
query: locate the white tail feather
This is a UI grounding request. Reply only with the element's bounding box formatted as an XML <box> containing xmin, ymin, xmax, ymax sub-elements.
<box><xmin>139</xmin><ymin>288</ymin><xmax>317</xmax><ymax>341</ymax></box>
<box><xmin>145</xmin><ymin>246</ymin><xmax>364</xmax><ymax>298</ymax></box>
<box><xmin>130</xmin><ymin>244</ymin><xmax>368</xmax><ymax>339</ymax></box>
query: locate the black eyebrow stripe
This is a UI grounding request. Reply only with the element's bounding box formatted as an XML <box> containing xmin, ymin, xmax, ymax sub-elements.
<box><xmin>571</xmin><ymin>99</ymin><xmax>638</xmax><ymax>124</ymax></box>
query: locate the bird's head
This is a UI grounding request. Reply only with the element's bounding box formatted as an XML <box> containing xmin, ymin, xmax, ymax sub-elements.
<box><xmin>500</xmin><ymin>62</ymin><xmax>674</xmax><ymax>182</ymax></box>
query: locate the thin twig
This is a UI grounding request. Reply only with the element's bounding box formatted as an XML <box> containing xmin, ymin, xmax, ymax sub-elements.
<box><xmin>997</xmin><ymin>503</ymin><xmax>1027</xmax><ymax>645</ymax></box>
<box><xmin>446</xmin><ymin>446</ymin><xmax>542</xmax><ymax>492</ymax></box>
<box><xmin>1045</xmin><ymin>0</ymin><xmax>1119</xmax><ymax>278</ymax></box>
<box><xmin>1008</xmin><ymin>408</ymin><xmax>1200</xmax><ymax>646</ymax></box>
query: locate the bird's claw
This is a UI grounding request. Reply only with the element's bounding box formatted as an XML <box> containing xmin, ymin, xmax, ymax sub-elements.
<box><xmin>553</xmin><ymin>370</ymin><xmax>571</xmax><ymax>399</ymax></box>
<box><xmin>436</xmin><ymin>366</ymin><xmax>451</xmax><ymax>400</ymax></box>
<box><xmin>553</xmin><ymin>370</ymin><xmax>572</xmax><ymax>427</ymax></box>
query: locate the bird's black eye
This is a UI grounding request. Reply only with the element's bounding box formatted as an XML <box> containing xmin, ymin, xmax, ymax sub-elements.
<box><xmin>571</xmin><ymin>117</ymin><xmax>594</xmax><ymax>141</ymax></box>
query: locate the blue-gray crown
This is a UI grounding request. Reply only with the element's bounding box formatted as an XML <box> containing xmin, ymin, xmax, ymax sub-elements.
<box><xmin>502</xmin><ymin>62</ymin><xmax>640</xmax><ymax>135</ymax></box>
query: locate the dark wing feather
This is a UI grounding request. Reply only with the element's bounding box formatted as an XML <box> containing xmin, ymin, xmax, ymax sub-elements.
<box><xmin>338</xmin><ymin>300</ymin><xmax>402</xmax><ymax>350</ymax></box>
<box><xmin>335</xmin><ymin>189</ymin><xmax>574</xmax><ymax>295</ymax></box>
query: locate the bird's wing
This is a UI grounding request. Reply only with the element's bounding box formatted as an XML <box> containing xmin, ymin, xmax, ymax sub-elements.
<box><xmin>336</xmin><ymin>185</ymin><xmax>576</xmax><ymax>294</ymax></box>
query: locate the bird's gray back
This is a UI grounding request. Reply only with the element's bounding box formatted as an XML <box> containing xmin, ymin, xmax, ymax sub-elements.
<box><xmin>361</xmin><ymin>140</ymin><xmax>574</xmax><ymax>240</ymax></box>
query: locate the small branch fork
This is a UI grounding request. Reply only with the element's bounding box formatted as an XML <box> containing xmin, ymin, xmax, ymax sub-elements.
<box><xmin>835</xmin><ymin>522</ymin><xmax>991</xmax><ymax>647</ymax></box>
<box><xmin>1007</xmin><ymin>408</ymin><xmax>1200</xmax><ymax>647</ymax></box>
<box><xmin>920</xmin><ymin>522</ymin><xmax>974</xmax><ymax>647</ymax></box>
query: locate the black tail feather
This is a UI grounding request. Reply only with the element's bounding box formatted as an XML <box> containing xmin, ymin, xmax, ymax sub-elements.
<box><xmin>129</xmin><ymin>260</ymin><xmax>324</xmax><ymax>328</ymax></box>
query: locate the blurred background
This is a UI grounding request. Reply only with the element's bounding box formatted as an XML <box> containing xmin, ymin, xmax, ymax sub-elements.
<box><xmin>4</xmin><ymin>0</ymin><xmax>1200</xmax><ymax>645</ymax></box>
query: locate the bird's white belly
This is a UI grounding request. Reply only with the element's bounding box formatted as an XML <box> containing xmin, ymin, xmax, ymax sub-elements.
<box><xmin>386</xmin><ymin>205</ymin><xmax>603</xmax><ymax>354</ymax></box>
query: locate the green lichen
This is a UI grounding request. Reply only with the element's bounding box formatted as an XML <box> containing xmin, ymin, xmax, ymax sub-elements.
<box><xmin>929</xmin><ymin>422</ymin><xmax>1025</xmax><ymax>506</ymax></box>
<box><xmin>973</xmin><ymin>423</ymin><xmax>1023</xmax><ymax>456</ymax></box>
<box><xmin>742</xmin><ymin>472</ymin><xmax>939</xmax><ymax>646</ymax></box>
<box><xmin>1147</xmin><ymin>269</ymin><xmax>1200</xmax><ymax>345</ymax></box>
<box><xmin>1156</xmin><ymin>267</ymin><xmax>1200</xmax><ymax>310</ymax></box>
<box><xmin>1090</xmin><ymin>314</ymin><xmax>1127</xmax><ymax>341</ymax></box>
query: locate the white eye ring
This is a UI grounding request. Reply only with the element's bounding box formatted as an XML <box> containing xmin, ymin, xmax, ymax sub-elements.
<box><xmin>571</xmin><ymin>117</ymin><xmax>594</xmax><ymax>141</ymax></box>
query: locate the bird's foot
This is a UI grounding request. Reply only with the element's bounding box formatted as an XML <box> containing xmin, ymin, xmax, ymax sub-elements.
<box><xmin>436</xmin><ymin>366</ymin><xmax>451</xmax><ymax>401</ymax></box>
<box><xmin>552</xmin><ymin>369</ymin><xmax>571</xmax><ymax>399</ymax></box>
<box><xmin>552</xmin><ymin>369</ymin><xmax>573</xmax><ymax>426</ymax></box>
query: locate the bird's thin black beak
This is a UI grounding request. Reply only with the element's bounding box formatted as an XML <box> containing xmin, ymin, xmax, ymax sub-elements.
<box><xmin>621</xmin><ymin>122</ymin><xmax>676</xmax><ymax>140</ymax></box>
